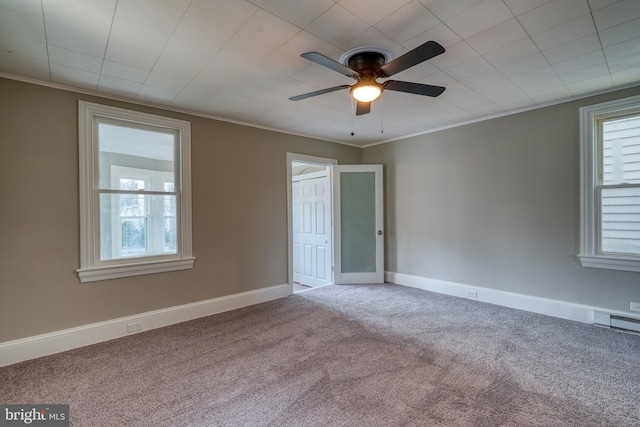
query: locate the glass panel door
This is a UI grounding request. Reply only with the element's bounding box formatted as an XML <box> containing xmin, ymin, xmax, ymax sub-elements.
<box><xmin>333</xmin><ymin>165</ymin><xmax>384</xmax><ymax>284</ymax></box>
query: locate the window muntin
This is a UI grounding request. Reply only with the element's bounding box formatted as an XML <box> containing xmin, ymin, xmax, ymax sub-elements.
<box><xmin>579</xmin><ymin>95</ymin><xmax>640</xmax><ymax>272</ymax></box>
<box><xmin>78</xmin><ymin>101</ymin><xmax>194</xmax><ymax>282</ymax></box>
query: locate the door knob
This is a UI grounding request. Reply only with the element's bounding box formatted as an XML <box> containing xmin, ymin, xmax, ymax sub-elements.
<box><xmin>377</xmin><ymin>230</ymin><xmax>383</xmax><ymax>235</ymax></box>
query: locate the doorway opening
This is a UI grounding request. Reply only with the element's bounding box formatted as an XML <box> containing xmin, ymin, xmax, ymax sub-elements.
<box><xmin>286</xmin><ymin>154</ymin><xmax>337</xmax><ymax>294</ymax></box>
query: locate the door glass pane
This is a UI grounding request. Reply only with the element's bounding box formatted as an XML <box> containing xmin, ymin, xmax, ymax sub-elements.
<box><xmin>341</xmin><ymin>172</ymin><xmax>376</xmax><ymax>273</ymax></box>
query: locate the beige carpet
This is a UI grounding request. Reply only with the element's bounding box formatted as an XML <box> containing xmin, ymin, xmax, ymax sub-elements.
<box><xmin>1</xmin><ymin>284</ymin><xmax>639</xmax><ymax>426</ymax></box>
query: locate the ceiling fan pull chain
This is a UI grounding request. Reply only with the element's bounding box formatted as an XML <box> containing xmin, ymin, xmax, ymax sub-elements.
<box><xmin>351</xmin><ymin>97</ymin><xmax>355</xmax><ymax>136</ymax></box>
<box><xmin>380</xmin><ymin>95</ymin><xmax>384</xmax><ymax>134</ymax></box>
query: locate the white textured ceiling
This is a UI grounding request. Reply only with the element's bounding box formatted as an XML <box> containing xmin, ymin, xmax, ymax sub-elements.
<box><xmin>1</xmin><ymin>0</ymin><xmax>639</xmax><ymax>146</ymax></box>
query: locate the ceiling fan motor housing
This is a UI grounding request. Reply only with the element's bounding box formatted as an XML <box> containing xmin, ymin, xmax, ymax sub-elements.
<box><xmin>346</xmin><ymin>52</ymin><xmax>387</xmax><ymax>79</ymax></box>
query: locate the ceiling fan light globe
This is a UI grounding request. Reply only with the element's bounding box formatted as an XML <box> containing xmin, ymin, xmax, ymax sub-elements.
<box><xmin>352</xmin><ymin>84</ymin><xmax>381</xmax><ymax>102</ymax></box>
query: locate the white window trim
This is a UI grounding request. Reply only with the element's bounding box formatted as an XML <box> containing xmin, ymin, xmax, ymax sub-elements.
<box><xmin>579</xmin><ymin>94</ymin><xmax>640</xmax><ymax>273</ymax></box>
<box><xmin>77</xmin><ymin>101</ymin><xmax>194</xmax><ymax>282</ymax></box>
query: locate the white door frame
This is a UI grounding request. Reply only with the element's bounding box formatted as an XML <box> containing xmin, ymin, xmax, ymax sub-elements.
<box><xmin>286</xmin><ymin>153</ymin><xmax>337</xmax><ymax>294</ymax></box>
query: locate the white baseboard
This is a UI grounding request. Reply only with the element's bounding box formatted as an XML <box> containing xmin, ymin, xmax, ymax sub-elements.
<box><xmin>0</xmin><ymin>283</ymin><xmax>290</xmax><ymax>367</ymax></box>
<box><xmin>386</xmin><ymin>272</ymin><xmax>638</xmax><ymax>325</ymax></box>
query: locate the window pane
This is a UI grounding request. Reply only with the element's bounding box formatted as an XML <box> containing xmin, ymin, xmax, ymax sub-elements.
<box><xmin>602</xmin><ymin>115</ymin><xmax>640</xmax><ymax>185</ymax></box>
<box><xmin>120</xmin><ymin>194</ymin><xmax>145</xmax><ymax>217</ymax></box>
<box><xmin>121</xmin><ymin>218</ymin><xmax>147</xmax><ymax>257</ymax></box>
<box><xmin>600</xmin><ymin>186</ymin><xmax>640</xmax><ymax>255</ymax></box>
<box><xmin>100</xmin><ymin>193</ymin><xmax>177</xmax><ymax>260</ymax></box>
<box><xmin>165</xmin><ymin>217</ymin><xmax>177</xmax><ymax>252</ymax></box>
<box><xmin>98</xmin><ymin>121</ymin><xmax>176</xmax><ymax>191</ymax></box>
<box><xmin>120</xmin><ymin>180</ymin><xmax>145</xmax><ymax>217</ymax></box>
<box><xmin>163</xmin><ymin>182</ymin><xmax>176</xmax><ymax>216</ymax></box>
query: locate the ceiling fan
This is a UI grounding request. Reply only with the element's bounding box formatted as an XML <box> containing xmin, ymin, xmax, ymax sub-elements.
<box><xmin>289</xmin><ymin>41</ymin><xmax>446</xmax><ymax>115</ymax></box>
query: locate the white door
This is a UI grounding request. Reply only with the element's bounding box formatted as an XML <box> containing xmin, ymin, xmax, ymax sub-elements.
<box><xmin>292</xmin><ymin>171</ymin><xmax>332</xmax><ymax>287</ymax></box>
<box><xmin>333</xmin><ymin>164</ymin><xmax>384</xmax><ymax>284</ymax></box>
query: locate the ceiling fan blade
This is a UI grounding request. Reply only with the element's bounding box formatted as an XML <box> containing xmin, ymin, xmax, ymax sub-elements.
<box><xmin>356</xmin><ymin>101</ymin><xmax>371</xmax><ymax>116</ymax></box>
<box><xmin>289</xmin><ymin>85</ymin><xmax>351</xmax><ymax>101</ymax></box>
<box><xmin>383</xmin><ymin>80</ymin><xmax>446</xmax><ymax>97</ymax></box>
<box><xmin>379</xmin><ymin>41</ymin><xmax>445</xmax><ymax>77</ymax></box>
<box><xmin>301</xmin><ymin>52</ymin><xmax>357</xmax><ymax>77</ymax></box>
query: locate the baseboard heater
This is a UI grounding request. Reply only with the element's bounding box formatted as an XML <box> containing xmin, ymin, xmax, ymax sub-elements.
<box><xmin>594</xmin><ymin>312</ymin><xmax>640</xmax><ymax>334</ymax></box>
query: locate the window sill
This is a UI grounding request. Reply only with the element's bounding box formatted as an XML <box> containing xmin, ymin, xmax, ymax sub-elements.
<box><xmin>578</xmin><ymin>255</ymin><xmax>640</xmax><ymax>273</ymax></box>
<box><xmin>77</xmin><ymin>257</ymin><xmax>196</xmax><ymax>283</ymax></box>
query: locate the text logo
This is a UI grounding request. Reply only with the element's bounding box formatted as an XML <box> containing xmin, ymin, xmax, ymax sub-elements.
<box><xmin>1</xmin><ymin>405</ymin><xmax>69</xmax><ymax>427</ymax></box>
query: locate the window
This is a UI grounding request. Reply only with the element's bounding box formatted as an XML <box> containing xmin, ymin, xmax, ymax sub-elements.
<box><xmin>78</xmin><ymin>101</ymin><xmax>194</xmax><ymax>282</ymax></box>
<box><xmin>579</xmin><ymin>95</ymin><xmax>640</xmax><ymax>272</ymax></box>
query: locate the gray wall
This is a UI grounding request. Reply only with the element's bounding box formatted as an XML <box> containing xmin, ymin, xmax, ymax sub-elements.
<box><xmin>2</xmin><ymin>75</ymin><xmax>639</xmax><ymax>344</ymax></box>
<box><xmin>0</xmin><ymin>78</ymin><xmax>361</xmax><ymax>342</ymax></box>
<box><xmin>363</xmin><ymin>86</ymin><xmax>640</xmax><ymax>314</ymax></box>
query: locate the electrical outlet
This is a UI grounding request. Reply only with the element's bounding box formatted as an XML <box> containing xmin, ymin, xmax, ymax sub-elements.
<box><xmin>630</xmin><ymin>302</ymin><xmax>640</xmax><ymax>312</ymax></box>
<box><xmin>466</xmin><ymin>291</ymin><xmax>478</xmax><ymax>299</ymax></box>
<box><xmin>127</xmin><ymin>321</ymin><xmax>143</xmax><ymax>333</ymax></box>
